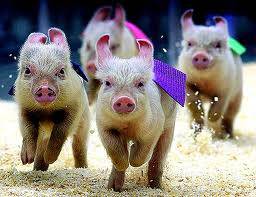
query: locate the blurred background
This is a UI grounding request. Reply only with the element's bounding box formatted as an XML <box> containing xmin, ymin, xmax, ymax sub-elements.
<box><xmin>0</xmin><ymin>0</ymin><xmax>255</xmax><ymax>99</ymax></box>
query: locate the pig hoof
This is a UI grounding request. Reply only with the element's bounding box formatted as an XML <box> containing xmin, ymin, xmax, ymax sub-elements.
<box><xmin>193</xmin><ymin>128</ymin><xmax>202</xmax><ymax>138</ymax></box>
<box><xmin>148</xmin><ymin>179</ymin><xmax>161</xmax><ymax>189</ymax></box>
<box><xmin>21</xmin><ymin>143</ymin><xmax>35</xmax><ymax>165</ymax></box>
<box><xmin>108</xmin><ymin>171</ymin><xmax>125</xmax><ymax>192</ymax></box>
<box><xmin>75</xmin><ymin>161</ymin><xmax>88</xmax><ymax>168</ymax></box>
<box><xmin>33</xmin><ymin>161</ymin><xmax>49</xmax><ymax>171</ymax></box>
<box><xmin>213</xmin><ymin>132</ymin><xmax>231</xmax><ymax>139</ymax></box>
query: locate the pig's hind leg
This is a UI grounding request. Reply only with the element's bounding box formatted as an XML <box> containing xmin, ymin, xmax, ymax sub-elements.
<box><xmin>129</xmin><ymin>140</ymin><xmax>157</xmax><ymax>167</ymax></box>
<box><xmin>72</xmin><ymin>113</ymin><xmax>89</xmax><ymax>168</ymax></box>
<box><xmin>222</xmin><ymin>92</ymin><xmax>242</xmax><ymax>138</ymax></box>
<box><xmin>147</xmin><ymin>127</ymin><xmax>174</xmax><ymax>188</ymax></box>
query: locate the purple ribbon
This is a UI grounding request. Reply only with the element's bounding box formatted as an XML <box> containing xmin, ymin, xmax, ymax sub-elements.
<box><xmin>125</xmin><ymin>22</ymin><xmax>186</xmax><ymax>107</ymax></box>
<box><xmin>153</xmin><ymin>59</ymin><xmax>186</xmax><ymax>107</ymax></box>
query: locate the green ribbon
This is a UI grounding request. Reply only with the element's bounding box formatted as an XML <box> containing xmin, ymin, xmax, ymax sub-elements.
<box><xmin>228</xmin><ymin>37</ymin><xmax>246</xmax><ymax>55</ymax></box>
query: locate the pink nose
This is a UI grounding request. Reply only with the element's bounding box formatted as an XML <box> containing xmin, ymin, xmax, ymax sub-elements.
<box><xmin>112</xmin><ymin>96</ymin><xmax>136</xmax><ymax>114</ymax></box>
<box><xmin>192</xmin><ymin>53</ymin><xmax>211</xmax><ymax>69</ymax></box>
<box><xmin>86</xmin><ymin>61</ymin><xmax>97</xmax><ymax>75</ymax></box>
<box><xmin>34</xmin><ymin>85</ymin><xmax>56</xmax><ymax>104</ymax></box>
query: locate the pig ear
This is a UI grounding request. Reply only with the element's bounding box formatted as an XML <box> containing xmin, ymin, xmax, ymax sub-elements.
<box><xmin>48</xmin><ymin>28</ymin><xmax>69</xmax><ymax>48</ymax></box>
<box><xmin>181</xmin><ymin>9</ymin><xmax>194</xmax><ymax>31</ymax></box>
<box><xmin>213</xmin><ymin>16</ymin><xmax>228</xmax><ymax>33</ymax></box>
<box><xmin>96</xmin><ymin>34</ymin><xmax>112</xmax><ymax>68</ymax></box>
<box><xmin>92</xmin><ymin>6</ymin><xmax>112</xmax><ymax>22</ymax></box>
<box><xmin>114</xmin><ymin>4</ymin><xmax>126</xmax><ymax>27</ymax></box>
<box><xmin>26</xmin><ymin>33</ymin><xmax>47</xmax><ymax>44</ymax></box>
<box><xmin>137</xmin><ymin>39</ymin><xmax>154</xmax><ymax>66</ymax></box>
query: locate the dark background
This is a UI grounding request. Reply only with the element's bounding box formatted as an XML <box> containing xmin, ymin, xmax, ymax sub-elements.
<box><xmin>0</xmin><ymin>0</ymin><xmax>255</xmax><ymax>99</ymax></box>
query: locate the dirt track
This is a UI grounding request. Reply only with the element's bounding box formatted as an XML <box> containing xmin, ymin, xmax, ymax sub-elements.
<box><xmin>0</xmin><ymin>64</ymin><xmax>255</xmax><ymax>196</ymax></box>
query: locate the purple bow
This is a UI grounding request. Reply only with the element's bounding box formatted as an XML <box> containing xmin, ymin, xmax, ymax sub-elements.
<box><xmin>153</xmin><ymin>59</ymin><xmax>186</xmax><ymax>107</ymax></box>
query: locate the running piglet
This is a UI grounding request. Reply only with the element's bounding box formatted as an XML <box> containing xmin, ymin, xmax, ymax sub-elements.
<box><xmin>14</xmin><ymin>28</ymin><xmax>90</xmax><ymax>171</ymax></box>
<box><xmin>178</xmin><ymin>10</ymin><xmax>243</xmax><ymax>138</ymax></box>
<box><xmin>95</xmin><ymin>35</ymin><xmax>177</xmax><ymax>191</ymax></box>
<box><xmin>79</xmin><ymin>4</ymin><xmax>139</xmax><ymax>105</ymax></box>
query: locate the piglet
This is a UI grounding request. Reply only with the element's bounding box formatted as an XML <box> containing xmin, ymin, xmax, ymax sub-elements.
<box><xmin>95</xmin><ymin>35</ymin><xmax>177</xmax><ymax>191</ymax></box>
<box><xmin>14</xmin><ymin>28</ymin><xmax>90</xmax><ymax>171</ymax></box>
<box><xmin>178</xmin><ymin>10</ymin><xmax>243</xmax><ymax>138</ymax></box>
<box><xmin>80</xmin><ymin>4</ymin><xmax>138</xmax><ymax>105</ymax></box>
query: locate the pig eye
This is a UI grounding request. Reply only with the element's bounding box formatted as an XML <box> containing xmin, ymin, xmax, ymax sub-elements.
<box><xmin>187</xmin><ymin>41</ymin><xmax>193</xmax><ymax>47</ymax></box>
<box><xmin>214</xmin><ymin>42</ymin><xmax>222</xmax><ymax>49</ymax></box>
<box><xmin>136</xmin><ymin>81</ymin><xmax>145</xmax><ymax>90</ymax></box>
<box><xmin>59</xmin><ymin>68</ymin><xmax>65</xmax><ymax>75</ymax></box>
<box><xmin>138</xmin><ymin>82</ymin><xmax>144</xmax><ymax>88</ymax></box>
<box><xmin>56</xmin><ymin>68</ymin><xmax>65</xmax><ymax>79</ymax></box>
<box><xmin>86</xmin><ymin>43</ymin><xmax>91</xmax><ymax>51</ymax></box>
<box><xmin>105</xmin><ymin>81</ymin><xmax>112</xmax><ymax>87</ymax></box>
<box><xmin>24</xmin><ymin>67</ymin><xmax>31</xmax><ymax>75</ymax></box>
<box><xmin>110</xmin><ymin>44</ymin><xmax>120</xmax><ymax>51</ymax></box>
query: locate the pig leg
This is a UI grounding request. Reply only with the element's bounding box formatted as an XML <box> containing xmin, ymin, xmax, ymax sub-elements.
<box><xmin>208</xmin><ymin>95</ymin><xmax>231</xmax><ymax>138</ymax></box>
<box><xmin>129</xmin><ymin>138</ymin><xmax>158</xmax><ymax>167</ymax></box>
<box><xmin>20</xmin><ymin>113</ymin><xmax>38</xmax><ymax>165</ymax></box>
<box><xmin>72</xmin><ymin>114</ymin><xmax>89</xmax><ymax>168</ymax></box>
<box><xmin>222</xmin><ymin>92</ymin><xmax>242</xmax><ymax>137</ymax></box>
<box><xmin>100</xmin><ymin>128</ymin><xmax>129</xmax><ymax>171</ymax></box>
<box><xmin>208</xmin><ymin>95</ymin><xmax>228</xmax><ymax>122</ymax></box>
<box><xmin>34</xmin><ymin>121</ymin><xmax>54</xmax><ymax>171</ymax></box>
<box><xmin>34</xmin><ymin>137</ymin><xmax>49</xmax><ymax>171</ymax></box>
<box><xmin>148</xmin><ymin>126</ymin><xmax>174</xmax><ymax>188</ymax></box>
<box><xmin>186</xmin><ymin>83</ymin><xmax>205</xmax><ymax>133</ymax></box>
<box><xmin>108</xmin><ymin>165</ymin><xmax>126</xmax><ymax>192</ymax></box>
<box><xmin>44</xmin><ymin>123</ymin><xmax>70</xmax><ymax>164</ymax></box>
<box><xmin>99</xmin><ymin>129</ymin><xmax>128</xmax><ymax>191</ymax></box>
<box><xmin>87</xmin><ymin>79</ymin><xmax>100</xmax><ymax>105</ymax></box>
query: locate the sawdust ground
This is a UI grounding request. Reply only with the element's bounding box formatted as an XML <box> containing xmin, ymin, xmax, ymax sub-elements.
<box><xmin>0</xmin><ymin>64</ymin><xmax>256</xmax><ymax>196</ymax></box>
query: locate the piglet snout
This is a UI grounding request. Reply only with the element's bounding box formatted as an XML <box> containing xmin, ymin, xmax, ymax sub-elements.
<box><xmin>86</xmin><ymin>60</ymin><xmax>97</xmax><ymax>75</ymax></box>
<box><xmin>192</xmin><ymin>52</ymin><xmax>211</xmax><ymax>69</ymax></box>
<box><xmin>34</xmin><ymin>85</ymin><xmax>56</xmax><ymax>104</ymax></box>
<box><xmin>112</xmin><ymin>96</ymin><xmax>136</xmax><ymax>114</ymax></box>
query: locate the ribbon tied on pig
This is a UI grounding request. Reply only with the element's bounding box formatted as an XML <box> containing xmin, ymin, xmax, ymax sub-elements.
<box><xmin>125</xmin><ymin>21</ymin><xmax>186</xmax><ymax>106</ymax></box>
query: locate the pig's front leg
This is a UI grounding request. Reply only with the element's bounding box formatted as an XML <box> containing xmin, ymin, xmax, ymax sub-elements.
<box><xmin>208</xmin><ymin>95</ymin><xmax>228</xmax><ymax>122</ymax></box>
<box><xmin>100</xmin><ymin>129</ymin><xmax>128</xmax><ymax>191</ymax></box>
<box><xmin>108</xmin><ymin>165</ymin><xmax>126</xmax><ymax>192</ymax></box>
<box><xmin>100</xmin><ymin>129</ymin><xmax>129</xmax><ymax>171</ymax></box>
<box><xmin>20</xmin><ymin>112</ymin><xmax>38</xmax><ymax>165</ymax></box>
<box><xmin>186</xmin><ymin>83</ymin><xmax>205</xmax><ymax>133</ymax></box>
<box><xmin>44</xmin><ymin>114</ymin><xmax>72</xmax><ymax>164</ymax></box>
<box><xmin>129</xmin><ymin>138</ymin><xmax>157</xmax><ymax>167</ymax></box>
<box><xmin>34</xmin><ymin>120</ymin><xmax>54</xmax><ymax>171</ymax></box>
